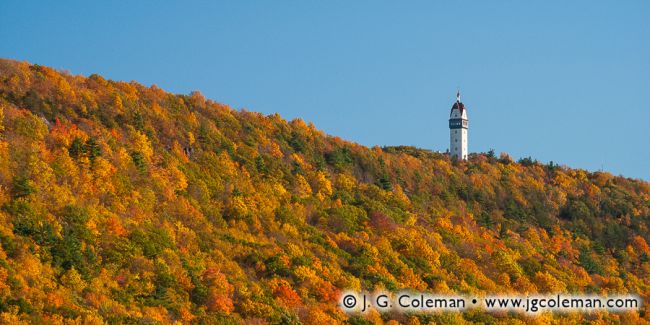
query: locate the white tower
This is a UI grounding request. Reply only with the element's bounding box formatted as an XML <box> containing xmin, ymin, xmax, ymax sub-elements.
<box><xmin>449</xmin><ymin>91</ymin><xmax>468</xmax><ymax>160</ymax></box>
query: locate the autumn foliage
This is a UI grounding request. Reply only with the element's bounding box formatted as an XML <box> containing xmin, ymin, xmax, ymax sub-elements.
<box><xmin>0</xmin><ymin>59</ymin><xmax>648</xmax><ymax>323</ymax></box>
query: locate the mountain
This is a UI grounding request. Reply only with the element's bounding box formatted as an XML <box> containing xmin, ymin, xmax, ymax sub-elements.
<box><xmin>0</xmin><ymin>58</ymin><xmax>648</xmax><ymax>323</ymax></box>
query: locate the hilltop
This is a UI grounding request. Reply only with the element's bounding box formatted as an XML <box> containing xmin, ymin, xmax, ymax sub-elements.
<box><xmin>0</xmin><ymin>59</ymin><xmax>648</xmax><ymax>323</ymax></box>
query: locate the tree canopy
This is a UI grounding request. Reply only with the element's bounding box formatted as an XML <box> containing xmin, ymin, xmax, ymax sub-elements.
<box><xmin>0</xmin><ymin>59</ymin><xmax>648</xmax><ymax>323</ymax></box>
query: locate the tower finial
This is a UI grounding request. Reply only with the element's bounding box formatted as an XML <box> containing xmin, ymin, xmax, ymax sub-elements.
<box><xmin>456</xmin><ymin>90</ymin><xmax>461</xmax><ymax>102</ymax></box>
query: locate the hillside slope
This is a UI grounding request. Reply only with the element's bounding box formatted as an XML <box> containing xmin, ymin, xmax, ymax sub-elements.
<box><xmin>0</xmin><ymin>59</ymin><xmax>648</xmax><ymax>323</ymax></box>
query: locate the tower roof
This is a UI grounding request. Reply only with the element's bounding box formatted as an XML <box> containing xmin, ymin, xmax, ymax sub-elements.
<box><xmin>451</xmin><ymin>101</ymin><xmax>466</xmax><ymax>114</ymax></box>
<box><xmin>450</xmin><ymin>91</ymin><xmax>466</xmax><ymax>116</ymax></box>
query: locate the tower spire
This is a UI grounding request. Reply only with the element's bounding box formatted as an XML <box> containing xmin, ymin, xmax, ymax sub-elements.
<box><xmin>456</xmin><ymin>90</ymin><xmax>461</xmax><ymax>103</ymax></box>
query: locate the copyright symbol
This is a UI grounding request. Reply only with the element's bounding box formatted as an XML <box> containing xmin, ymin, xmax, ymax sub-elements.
<box><xmin>342</xmin><ymin>294</ymin><xmax>357</xmax><ymax>308</ymax></box>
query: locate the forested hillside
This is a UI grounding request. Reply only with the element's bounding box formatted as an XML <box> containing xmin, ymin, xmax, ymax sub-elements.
<box><xmin>0</xmin><ymin>59</ymin><xmax>648</xmax><ymax>323</ymax></box>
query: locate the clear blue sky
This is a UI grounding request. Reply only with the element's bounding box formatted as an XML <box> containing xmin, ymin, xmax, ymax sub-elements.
<box><xmin>1</xmin><ymin>1</ymin><xmax>649</xmax><ymax>180</ymax></box>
